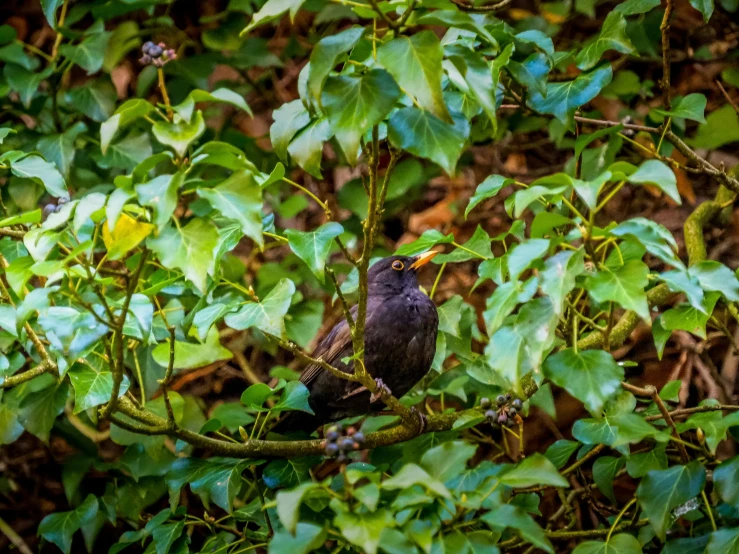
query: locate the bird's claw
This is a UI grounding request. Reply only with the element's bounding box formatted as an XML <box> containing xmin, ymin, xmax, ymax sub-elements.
<box><xmin>409</xmin><ymin>406</ymin><xmax>427</xmax><ymax>434</ymax></box>
<box><xmin>370</xmin><ymin>378</ymin><xmax>392</xmax><ymax>403</ymax></box>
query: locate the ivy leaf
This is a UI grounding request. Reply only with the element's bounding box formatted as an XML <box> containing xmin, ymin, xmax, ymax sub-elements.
<box><xmin>689</xmin><ymin>0</ymin><xmax>713</xmax><ymax>21</ymax></box>
<box><xmin>382</xmin><ymin>464</ymin><xmax>451</xmax><ymax>498</ymax></box>
<box><xmin>151</xmin><ymin>520</ymin><xmax>184</xmax><ymax>554</ymax></box>
<box><xmin>680</xmin><ymin>408</ymin><xmax>739</xmax><ymax>453</ymax></box>
<box><xmin>689</xmin><ymin>261</ymin><xmax>739</xmax><ymax>301</ymax></box>
<box><xmin>225</xmin><ymin>278</ymin><xmax>296</xmax><ymax>337</ymax></box>
<box><xmin>334</xmin><ymin>510</ymin><xmax>395</xmax><ymax>554</ymax></box>
<box><xmin>102</xmin><ymin>213</ymin><xmax>155</xmax><ymax>261</ymax></box>
<box><xmin>135</xmin><ymin>172</ymin><xmax>184</xmax><ymax>229</ymax></box>
<box><xmin>466</xmin><ymin>175</ymin><xmax>513</xmax><ymax>218</ymax></box>
<box><xmin>437</xmin><ymin>295</ymin><xmax>464</xmax><ymax>337</ymax></box>
<box><xmin>263</xmin><ymin>457</ymin><xmax>317</xmax><ymax>489</ymax></box>
<box><xmin>378</xmin><ymin>31</ymin><xmax>451</xmax><ymax>122</ymax></box>
<box><xmin>167</xmin><ymin>457</ymin><xmax>251</xmax><ymax>512</ymax></box>
<box><xmin>545</xmin><ymin>440</ymin><xmax>580</xmax><ymax>469</ymax></box>
<box><xmin>286</xmin><ymin>222</ymin><xmax>343</xmax><ymax>283</ymax></box>
<box><xmin>388</xmin><ymin>107</ymin><xmax>467</xmax><ymax>175</ymax></box>
<box><xmin>660</xmin><ymin>292</ymin><xmax>720</xmax><ymax>339</ymax></box>
<box><xmin>660</xmin><ymin>269</ymin><xmax>705</xmax><ymax>312</ymax></box>
<box><xmin>507</xmin><ymin>238</ymin><xmax>550</xmax><ymax>280</ymax></box>
<box><xmin>508</xmin><ymin>53</ymin><xmax>551</xmax><ymax>97</ymax></box>
<box><xmin>270</xmin><ymin>100</ymin><xmax>310</xmax><ymax>161</ymax></box>
<box><xmin>706</xmin><ymin>529</ymin><xmax>739</xmax><ymax>553</ymax></box>
<box><xmin>544</xmin><ymin>349</ymin><xmax>624</xmax><ymax>416</ymax></box>
<box><xmin>394</xmin><ymin>229</ymin><xmax>454</xmax><ymax>256</ymax></box>
<box><xmin>19</xmin><ymin>382</ymin><xmax>68</xmax><ymax>442</ymax></box>
<box><xmin>540</xmin><ymin>249</ymin><xmax>586</xmax><ymax>315</ymax></box>
<box><xmin>59</xmin><ymin>31</ymin><xmax>110</xmax><ymax>74</ymax></box>
<box><xmin>38</xmin><ymin>495</ymin><xmax>99</xmax><ymax>554</ymax></box>
<box><xmin>636</xmin><ymin>461</ymin><xmax>706</xmax><ymax>540</ymax></box>
<box><xmin>654</xmin><ymin>93</ymin><xmax>707</xmax><ymax>123</ymax></box>
<box><xmin>41</xmin><ymin>0</ymin><xmax>64</xmax><ymax>28</ymax></box>
<box><xmin>575</xmin><ymin>13</ymin><xmax>634</xmax><ymax>71</ymax></box>
<box><xmin>38</xmin><ymin>306</ymin><xmax>109</xmax><ymax>359</ymax></box>
<box><xmin>307</xmin><ymin>26</ymin><xmax>365</xmax><ymax>104</ymax></box>
<box><xmin>499</xmin><ymin>453</ymin><xmax>569</xmax><ymax>488</ymax></box>
<box><xmin>482</xmin><ymin>504</ymin><xmax>553</xmax><ymax>553</ymax></box>
<box><xmin>435</xmin><ymin>226</ymin><xmax>491</xmax><ymax>263</ymax></box>
<box><xmin>242</xmin><ymin>0</ymin><xmax>307</xmax><ymax>32</ymax></box>
<box><xmin>287</xmin><ymin>118</ymin><xmax>333</xmax><ymax>178</ymax></box>
<box><xmin>10</xmin><ymin>154</ymin><xmax>68</xmax><ymax>199</ymax></box>
<box><xmin>174</xmin><ymin>88</ymin><xmax>252</xmax><ymax>123</ymax></box>
<box><xmin>626</xmin><ymin>445</ymin><xmax>668</xmax><ymax>477</ymax></box>
<box><xmin>149</xmin><ymin>218</ymin><xmax>220</xmax><ymax>294</ymax></box>
<box><xmin>152</xmin><ymin>112</ymin><xmax>206</xmax><ymax>158</ymax></box>
<box><xmin>628</xmin><ymin>160</ymin><xmax>680</xmax><ymax>204</ymax></box>
<box><xmin>323</xmin><ymin>69</ymin><xmax>401</xmax><ymax>165</ymax></box>
<box><xmin>527</xmin><ymin>64</ymin><xmax>612</xmax><ymax>123</ymax></box>
<box><xmin>712</xmin><ymin>455</ymin><xmax>739</xmax><ymax>511</ymax></box>
<box><xmin>586</xmin><ymin>260</ymin><xmax>650</xmax><ymax>320</ymax></box>
<box><xmin>615</xmin><ymin>0</ymin><xmax>661</xmax><ymax>14</ymax></box>
<box><xmin>592</xmin><ymin>456</ymin><xmax>625</xmax><ymax>503</ymax></box>
<box><xmin>276</xmin><ymin>482</ymin><xmax>319</xmax><ymax>534</ymax></box>
<box><xmin>272</xmin><ymin>381</ymin><xmax>314</xmax><ymax>414</ymax></box>
<box><xmin>198</xmin><ymin>170</ymin><xmax>264</xmax><ymax>248</ymax></box>
<box><xmin>100</xmin><ymin>99</ymin><xmax>154</xmax><ymax>153</ymax></box>
<box><xmin>420</xmin><ymin>440</ymin><xmax>477</xmax><ymax>482</ymax></box>
<box><xmin>688</xmin><ymin>104</ymin><xmax>739</xmax><ymax>149</ymax></box>
<box><xmin>269</xmin><ymin>523</ymin><xmax>327</xmax><ymax>554</ymax></box>
<box><xmin>482</xmin><ymin>278</ymin><xmax>538</xmax><ymax>336</ymax></box>
<box><xmin>152</xmin><ymin>326</ymin><xmax>233</xmax><ymax>370</ymax></box>
<box><xmin>69</xmin><ymin>363</ymin><xmax>130</xmax><ymax>414</ymax></box>
<box><xmin>610</xmin><ymin>217</ymin><xmax>682</xmax><ymax>268</ymax></box>
<box><xmin>571</xmin><ymin>534</ymin><xmax>644</xmax><ymax>554</ymax></box>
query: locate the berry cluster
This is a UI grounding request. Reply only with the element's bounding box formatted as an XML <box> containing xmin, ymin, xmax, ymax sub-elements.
<box><xmin>140</xmin><ymin>41</ymin><xmax>177</xmax><ymax>67</ymax></box>
<box><xmin>42</xmin><ymin>197</ymin><xmax>69</xmax><ymax>221</ymax></box>
<box><xmin>323</xmin><ymin>423</ymin><xmax>366</xmax><ymax>461</ymax></box>
<box><xmin>481</xmin><ymin>394</ymin><xmax>523</xmax><ymax>426</ymax></box>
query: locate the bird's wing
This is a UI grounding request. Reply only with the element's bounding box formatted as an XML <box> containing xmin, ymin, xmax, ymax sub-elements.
<box><xmin>299</xmin><ymin>318</ymin><xmax>354</xmax><ymax>387</ymax></box>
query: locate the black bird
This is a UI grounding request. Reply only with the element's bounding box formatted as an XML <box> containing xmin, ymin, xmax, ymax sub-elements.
<box><xmin>273</xmin><ymin>252</ymin><xmax>439</xmax><ymax>434</ymax></box>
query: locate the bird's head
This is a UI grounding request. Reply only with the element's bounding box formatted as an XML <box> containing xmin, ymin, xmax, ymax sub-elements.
<box><xmin>367</xmin><ymin>251</ymin><xmax>438</xmax><ymax>296</ymax></box>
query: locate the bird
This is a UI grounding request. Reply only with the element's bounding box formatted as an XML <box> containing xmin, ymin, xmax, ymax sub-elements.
<box><xmin>272</xmin><ymin>251</ymin><xmax>439</xmax><ymax>434</ymax></box>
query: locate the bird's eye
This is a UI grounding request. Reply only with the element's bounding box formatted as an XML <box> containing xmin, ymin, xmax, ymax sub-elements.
<box><xmin>392</xmin><ymin>260</ymin><xmax>404</xmax><ymax>271</ymax></box>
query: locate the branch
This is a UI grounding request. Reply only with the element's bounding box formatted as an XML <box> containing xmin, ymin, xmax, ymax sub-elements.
<box><xmin>660</xmin><ymin>0</ymin><xmax>674</xmax><ymax>110</ymax></box>
<box><xmin>449</xmin><ymin>0</ymin><xmax>512</xmax><ymax>12</ymax></box>
<box><xmin>0</xmin><ymin>359</ymin><xmax>55</xmax><ymax>389</ymax></box>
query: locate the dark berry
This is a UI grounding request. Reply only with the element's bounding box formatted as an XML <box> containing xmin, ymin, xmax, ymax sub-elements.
<box><xmin>148</xmin><ymin>44</ymin><xmax>163</xmax><ymax>58</ymax></box>
<box><xmin>508</xmin><ymin>407</ymin><xmax>517</xmax><ymax>417</ymax></box>
<box><xmin>484</xmin><ymin>409</ymin><xmax>496</xmax><ymax>420</ymax></box>
<box><xmin>512</xmin><ymin>398</ymin><xmax>523</xmax><ymax>410</ymax></box>
<box><xmin>340</xmin><ymin>437</ymin><xmax>354</xmax><ymax>451</ymax></box>
<box><xmin>325</xmin><ymin>430</ymin><xmax>340</xmax><ymax>442</ymax></box>
<box><xmin>505</xmin><ymin>393</ymin><xmax>511</xmax><ymax>401</ymax></box>
<box><xmin>353</xmin><ymin>432</ymin><xmax>365</xmax><ymax>444</ymax></box>
<box><xmin>42</xmin><ymin>204</ymin><xmax>56</xmax><ymax>220</ymax></box>
<box><xmin>139</xmin><ymin>54</ymin><xmax>152</xmax><ymax>65</ymax></box>
<box><xmin>325</xmin><ymin>443</ymin><xmax>339</xmax><ymax>456</ymax></box>
<box><xmin>496</xmin><ymin>394</ymin><xmax>506</xmax><ymax>406</ymax></box>
<box><xmin>142</xmin><ymin>41</ymin><xmax>155</xmax><ymax>54</ymax></box>
<box><xmin>480</xmin><ymin>397</ymin><xmax>491</xmax><ymax>409</ymax></box>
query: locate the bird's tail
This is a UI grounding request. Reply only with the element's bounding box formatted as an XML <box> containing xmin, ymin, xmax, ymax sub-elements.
<box><xmin>268</xmin><ymin>411</ymin><xmax>323</xmax><ymax>436</ymax></box>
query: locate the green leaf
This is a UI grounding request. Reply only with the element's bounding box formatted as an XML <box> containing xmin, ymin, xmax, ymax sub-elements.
<box><xmin>660</xmin><ymin>292</ymin><xmax>720</xmax><ymax>339</ymax></box>
<box><xmin>680</xmin><ymin>409</ymin><xmax>739</xmax><ymax>453</ymax></box>
<box><xmin>420</xmin><ymin>441</ymin><xmax>477</xmax><ymax>482</ymax></box>
<box><xmin>636</xmin><ymin>461</ymin><xmax>706</xmax><ymax>540</ymax></box>
<box><xmin>225</xmin><ymin>278</ymin><xmax>296</xmax><ymax>337</ymax></box>
<box><xmin>378</xmin><ymin>31</ymin><xmax>450</xmax><ymax>122</ymax></box>
<box><xmin>688</xmin><ymin>104</ymin><xmax>739</xmax><ymax>149</ymax></box>
<box><xmin>149</xmin><ymin>218</ymin><xmax>220</xmax><ymax>294</ymax></box>
<box><xmin>37</xmin><ymin>123</ymin><xmax>85</xmax><ymax>179</ymax></box>
<box><xmin>287</xmin><ymin>118</ymin><xmax>333</xmax><ymax>178</ymax></box>
<box><xmin>575</xmin><ymin>13</ymin><xmax>634</xmax><ymax>71</ymax></box>
<box><xmin>713</xmin><ymin>455</ymin><xmax>739</xmax><ymax>511</ymax></box>
<box><xmin>270</xmin><ymin>100</ymin><xmax>310</xmax><ymax>161</ymax></box>
<box><xmin>500</xmin><ymin>453</ymin><xmax>569</xmax><ymax>488</ymax></box>
<box><xmin>626</xmin><ymin>445</ymin><xmax>668</xmax><ymax>477</ymax></box>
<box><xmin>276</xmin><ymin>482</ymin><xmax>319</xmax><ymax>534</ymax></box>
<box><xmin>572</xmin><ymin>533</ymin><xmax>644</xmax><ymax>554</ymax></box>
<box><xmin>615</xmin><ymin>0</ymin><xmax>660</xmax><ymax>14</ymax></box>
<box><xmin>610</xmin><ymin>217</ymin><xmax>682</xmax><ymax>268</ymax></box>
<box><xmin>449</xmin><ymin>48</ymin><xmax>498</xmax><ymax>125</ymax></box>
<box><xmin>654</xmin><ymin>93</ymin><xmax>707</xmax><ymax>123</ymax></box>
<box><xmin>706</xmin><ymin>529</ymin><xmax>739</xmax><ymax>553</ymax></box>
<box><xmin>38</xmin><ymin>307</ymin><xmax>109</xmax><ymax>359</ymax></box>
<box><xmin>168</xmin><ymin>457</ymin><xmax>251</xmax><ymax>512</ymax></box>
<box><xmin>507</xmin><ymin>238</ymin><xmax>550</xmax><ymax>280</ymax></box>
<box><xmin>383</xmin><ymin>464</ymin><xmax>451</xmax><ymax>498</ymax></box>
<box><xmin>335</xmin><ymin>510</ymin><xmax>395</xmax><ymax>554</ymax></box>
<box><xmin>689</xmin><ymin>260</ymin><xmax>739</xmax><ymax>301</ymax></box>
<box><xmin>586</xmin><ymin>260</ymin><xmax>650</xmax><ymax>320</ymax></box>
<box><xmin>10</xmin><ymin>154</ymin><xmax>68</xmax><ymax>199</ymax></box>
<box><xmin>689</xmin><ymin>0</ymin><xmax>714</xmax><ymax>21</ymax></box>
<box><xmin>101</xmin><ymin>99</ymin><xmax>155</xmax><ymax>153</ymax></box>
<box><xmin>323</xmin><ymin>69</ymin><xmax>401</xmax><ymax>164</ymax></box>
<box><xmin>38</xmin><ymin>495</ymin><xmax>99</xmax><ymax>554</ymax></box>
<box><xmin>4</xmin><ymin>65</ymin><xmax>52</xmax><ymax>108</ymax></box>
<box><xmin>388</xmin><ymin>107</ymin><xmax>467</xmax><ymax>175</ymax></box>
<box><xmin>243</xmin><ymin>0</ymin><xmax>307</xmax><ymax>33</ymax></box>
<box><xmin>152</xmin><ymin>326</ymin><xmax>233</xmax><ymax>370</ymax></box>
<box><xmin>174</xmin><ymin>88</ymin><xmax>252</xmax><ymax>123</ymax></box>
<box><xmin>152</xmin><ymin>112</ymin><xmax>206</xmax><ymax>158</ymax></box>
<box><xmin>286</xmin><ymin>222</ymin><xmax>344</xmax><ymax>282</ymax></box>
<box><xmin>59</xmin><ymin>31</ymin><xmax>110</xmax><ymax>74</ymax></box>
<box><xmin>544</xmin><ymin>349</ymin><xmax>624</xmax><ymax>416</ymax></box>
<box><xmin>508</xmin><ymin>53</ymin><xmax>551</xmax><ymax>97</ymax></box>
<box><xmin>545</xmin><ymin>439</ymin><xmax>580</xmax><ymax>469</ymax></box>
<box><xmin>394</xmin><ymin>229</ymin><xmax>454</xmax><ymax>256</ymax></box>
<box><xmin>482</xmin><ymin>278</ymin><xmax>537</xmax><ymax>336</ymax></box>
<box><xmin>528</xmin><ymin>64</ymin><xmax>612</xmax><ymax>123</ymax></box>
<box><xmin>436</xmin><ymin>295</ymin><xmax>464</xmax><ymax>337</ymax></box>
<box><xmin>136</xmin><ymin>172</ymin><xmax>184</xmax><ymax>229</ymax></box>
<box><xmin>198</xmin><ymin>170</ymin><xmax>264</xmax><ymax>248</ymax></box>
<box><xmin>435</xmin><ymin>226</ymin><xmax>492</xmax><ymax>263</ymax></box>
<box><xmin>307</xmin><ymin>26</ymin><xmax>365</xmax><ymax>104</ymax></box>
<box><xmin>41</xmin><ymin>0</ymin><xmax>64</xmax><ymax>28</ymax></box>
<box><xmin>69</xmin><ymin>364</ymin><xmax>130</xmax><ymax>414</ymax></box>
<box><xmin>273</xmin><ymin>381</ymin><xmax>314</xmax><ymax>414</ymax></box>
<box><xmin>540</xmin><ymin>249</ymin><xmax>586</xmax><ymax>315</ymax></box>
<box><xmin>482</xmin><ymin>504</ymin><xmax>553</xmax><ymax>553</ymax></box>
<box><xmin>65</xmin><ymin>80</ymin><xmax>116</xmax><ymax>122</ymax></box>
<box><xmin>466</xmin><ymin>175</ymin><xmax>513</xmax><ymax>218</ymax></box>
<box><xmin>269</xmin><ymin>522</ymin><xmax>327</xmax><ymax>554</ymax></box>
<box><xmin>627</xmin><ymin>160</ymin><xmax>680</xmax><ymax>204</ymax></box>
<box><xmin>152</xmin><ymin>521</ymin><xmax>184</xmax><ymax>554</ymax></box>
<box><xmin>593</xmin><ymin>456</ymin><xmax>625</xmax><ymax>503</ymax></box>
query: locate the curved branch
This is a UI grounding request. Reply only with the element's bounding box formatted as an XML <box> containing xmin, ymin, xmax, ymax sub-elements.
<box><xmin>449</xmin><ymin>0</ymin><xmax>512</xmax><ymax>12</ymax></box>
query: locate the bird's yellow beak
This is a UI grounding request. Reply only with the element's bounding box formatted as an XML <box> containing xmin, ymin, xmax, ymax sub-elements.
<box><xmin>409</xmin><ymin>250</ymin><xmax>438</xmax><ymax>271</ymax></box>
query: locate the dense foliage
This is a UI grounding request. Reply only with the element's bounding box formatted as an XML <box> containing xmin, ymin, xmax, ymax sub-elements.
<box><xmin>1</xmin><ymin>0</ymin><xmax>739</xmax><ymax>552</ymax></box>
